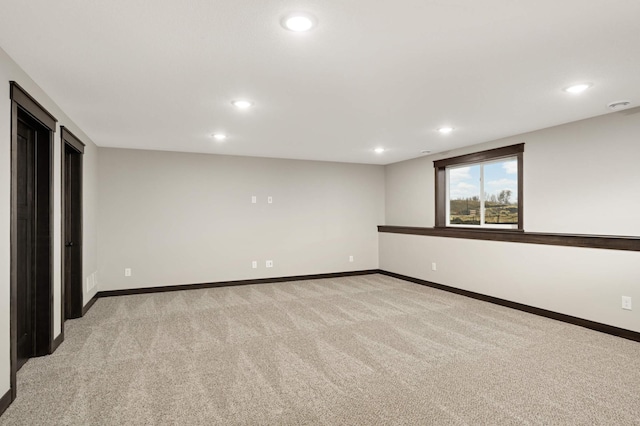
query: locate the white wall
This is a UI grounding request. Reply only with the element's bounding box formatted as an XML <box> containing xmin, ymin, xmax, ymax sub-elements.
<box><xmin>382</xmin><ymin>109</ymin><xmax>640</xmax><ymax>332</ymax></box>
<box><xmin>82</xmin><ymin>140</ymin><xmax>99</xmax><ymax>304</ymax></box>
<box><xmin>387</xmin><ymin>108</ymin><xmax>640</xmax><ymax>235</ymax></box>
<box><xmin>98</xmin><ymin>148</ymin><xmax>385</xmax><ymax>290</ymax></box>
<box><xmin>0</xmin><ymin>46</ymin><xmax>99</xmax><ymax>398</ymax></box>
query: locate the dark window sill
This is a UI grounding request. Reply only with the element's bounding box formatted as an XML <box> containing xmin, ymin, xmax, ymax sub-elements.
<box><xmin>435</xmin><ymin>225</ymin><xmax>524</xmax><ymax>233</ymax></box>
<box><xmin>378</xmin><ymin>225</ymin><xmax>640</xmax><ymax>252</ymax></box>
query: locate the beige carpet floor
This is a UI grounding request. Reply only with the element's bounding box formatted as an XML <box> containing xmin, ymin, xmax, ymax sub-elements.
<box><xmin>1</xmin><ymin>274</ymin><xmax>639</xmax><ymax>425</ymax></box>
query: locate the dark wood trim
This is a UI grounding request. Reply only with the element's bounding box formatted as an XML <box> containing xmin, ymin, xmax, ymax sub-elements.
<box><xmin>59</xmin><ymin>139</ymin><xmax>66</xmax><ymax>329</ymax></box>
<box><xmin>81</xmin><ymin>295</ymin><xmax>98</xmax><ymax>316</ymax></box>
<box><xmin>434</xmin><ymin>143</ymin><xmax>524</xmax><ymax>230</ymax></box>
<box><xmin>433</xmin><ymin>143</ymin><xmax>525</xmax><ymax>168</ymax></box>
<box><xmin>45</xmin><ymin>128</ymin><xmax>55</xmax><ymax>355</ymax></box>
<box><xmin>61</xmin><ymin>126</ymin><xmax>85</xmax><ymax>153</ymax></box>
<box><xmin>97</xmin><ymin>270</ymin><xmax>380</xmax><ymax>298</ymax></box>
<box><xmin>9</xmin><ymin>97</ymin><xmax>18</xmax><ymax>401</ymax></box>
<box><xmin>517</xmin><ymin>150</ymin><xmax>523</xmax><ymax>230</ymax></box>
<box><xmin>434</xmin><ymin>166</ymin><xmax>446</xmax><ymax>228</ymax></box>
<box><xmin>378</xmin><ymin>225</ymin><xmax>640</xmax><ymax>251</ymax></box>
<box><xmin>9</xmin><ymin>83</ymin><xmax>55</xmax><ymax>403</ymax></box>
<box><xmin>0</xmin><ymin>388</ymin><xmax>12</xmax><ymax>418</ymax></box>
<box><xmin>61</xmin><ymin>131</ymin><xmax>84</xmax><ymax>322</ymax></box>
<box><xmin>51</xmin><ymin>332</ymin><xmax>64</xmax><ymax>353</ymax></box>
<box><xmin>379</xmin><ymin>270</ymin><xmax>640</xmax><ymax>343</ymax></box>
<box><xmin>9</xmin><ymin>82</ymin><xmax>57</xmax><ymax>130</ymax></box>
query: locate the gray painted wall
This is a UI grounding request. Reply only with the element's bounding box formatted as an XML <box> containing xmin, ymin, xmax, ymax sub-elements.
<box><xmin>381</xmin><ymin>109</ymin><xmax>640</xmax><ymax>332</ymax></box>
<box><xmin>0</xmin><ymin>47</ymin><xmax>99</xmax><ymax>397</ymax></box>
<box><xmin>97</xmin><ymin>148</ymin><xmax>385</xmax><ymax>290</ymax></box>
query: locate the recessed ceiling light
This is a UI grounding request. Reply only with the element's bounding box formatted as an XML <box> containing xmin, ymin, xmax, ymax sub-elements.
<box><xmin>231</xmin><ymin>100</ymin><xmax>253</xmax><ymax>109</ymax></box>
<box><xmin>374</xmin><ymin>148</ymin><xmax>385</xmax><ymax>154</ymax></box>
<box><xmin>607</xmin><ymin>100</ymin><xmax>632</xmax><ymax>110</ymax></box>
<box><xmin>281</xmin><ymin>13</ymin><xmax>317</xmax><ymax>32</ymax></box>
<box><xmin>421</xmin><ymin>150</ymin><xmax>432</xmax><ymax>154</ymax></box>
<box><xmin>212</xmin><ymin>133</ymin><xmax>227</xmax><ymax>141</ymax></box>
<box><xmin>564</xmin><ymin>83</ymin><xmax>592</xmax><ymax>94</ymax></box>
<box><xmin>438</xmin><ymin>127</ymin><xmax>454</xmax><ymax>134</ymax></box>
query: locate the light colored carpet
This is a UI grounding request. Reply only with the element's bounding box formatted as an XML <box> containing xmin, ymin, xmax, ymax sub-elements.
<box><xmin>2</xmin><ymin>274</ymin><xmax>639</xmax><ymax>425</ymax></box>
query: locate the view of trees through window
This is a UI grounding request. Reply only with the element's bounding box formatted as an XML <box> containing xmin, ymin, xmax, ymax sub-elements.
<box><xmin>447</xmin><ymin>158</ymin><xmax>518</xmax><ymax>226</ymax></box>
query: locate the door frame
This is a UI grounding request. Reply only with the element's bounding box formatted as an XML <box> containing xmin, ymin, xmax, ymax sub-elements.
<box><xmin>9</xmin><ymin>82</ymin><xmax>57</xmax><ymax>401</ymax></box>
<box><xmin>61</xmin><ymin>127</ymin><xmax>85</xmax><ymax>321</ymax></box>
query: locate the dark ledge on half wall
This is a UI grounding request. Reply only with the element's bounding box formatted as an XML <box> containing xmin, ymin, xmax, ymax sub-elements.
<box><xmin>378</xmin><ymin>225</ymin><xmax>640</xmax><ymax>252</ymax></box>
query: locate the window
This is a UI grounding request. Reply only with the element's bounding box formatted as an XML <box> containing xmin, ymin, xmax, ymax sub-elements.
<box><xmin>434</xmin><ymin>143</ymin><xmax>523</xmax><ymax>230</ymax></box>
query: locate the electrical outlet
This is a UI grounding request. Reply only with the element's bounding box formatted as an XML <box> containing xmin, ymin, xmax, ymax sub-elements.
<box><xmin>622</xmin><ymin>296</ymin><xmax>632</xmax><ymax>310</ymax></box>
<box><xmin>268</xmin><ymin>196</ymin><xmax>273</xmax><ymax>204</ymax></box>
<box><xmin>431</xmin><ymin>262</ymin><xmax>437</xmax><ymax>271</ymax></box>
<box><xmin>124</xmin><ymin>268</ymin><xmax>132</xmax><ymax>277</ymax></box>
<box><xmin>266</xmin><ymin>260</ymin><xmax>273</xmax><ymax>268</ymax></box>
<box><xmin>349</xmin><ymin>255</ymin><xmax>354</xmax><ymax>262</ymax></box>
<box><xmin>251</xmin><ymin>195</ymin><xmax>257</xmax><ymax>204</ymax></box>
<box><xmin>252</xmin><ymin>261</ymin><xmax>257</xmax><ymax>269</ymax></box>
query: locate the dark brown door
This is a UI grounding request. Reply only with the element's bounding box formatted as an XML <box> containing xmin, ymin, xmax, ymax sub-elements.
<box><xmin>10</xmin><ymin>82</ymin><xmax>56</xmax><ymax>401</ymax></box>
<box><xmin>64</xmin><ymin>144</ymin><xmax>83</xmax><ymax>319</ymax></box>
<box><xmin>16</xmin><ymin>118</ymin><xmax>37</xmax><ymax>370</ymax></box>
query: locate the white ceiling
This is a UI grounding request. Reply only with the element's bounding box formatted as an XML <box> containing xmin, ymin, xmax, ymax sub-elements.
<box><xmin>0</xmin><ymin>0</ymin><xmax>639</xmax><ymax>165</ymax></box>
